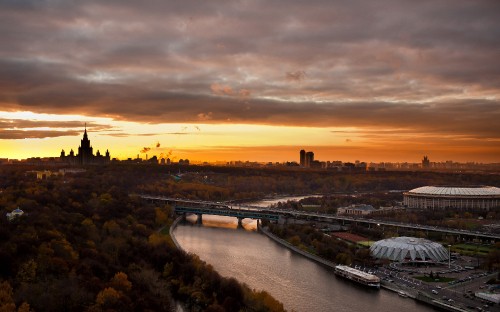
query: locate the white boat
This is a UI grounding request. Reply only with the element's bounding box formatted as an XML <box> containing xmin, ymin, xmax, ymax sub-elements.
<box><xmin>398</xmin><ymin>291</ymin><xmax>408</xmax><ymax>298</ymax></box>
<box><xmin>334</xmin><ymin>265</ymin><xmax>380</xmax><ymax>288</ymax></box>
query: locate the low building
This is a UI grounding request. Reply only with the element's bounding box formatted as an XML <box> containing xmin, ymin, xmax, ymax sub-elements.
<box><xmin>6</xmin><ymin>208</ymin><xmax>24</xmax><ymax>221</ymax></box>
<box><xmin>337</xmin><ymin>204</ymin><xmax>375</xmax><ymax>216</ymax></box>
<box><xmin>35</xmin><ymin>170</ymin><xmax>64</xmax><ymax>180</ymax></box>
<box><xmin>370</xmin><ymin>236</ymin><xmax>449</xmax><ymax>262</ymax></box>
<box><xmin>374</xmin><ymin>206</ymin><xmax>405</xmax><ymax>215</ymax></box>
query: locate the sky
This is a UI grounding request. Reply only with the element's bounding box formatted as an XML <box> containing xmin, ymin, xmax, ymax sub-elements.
<box><xmin>0</xmin><ymin>0</ymin><xmax>499</xmax><ymax>163</ymax></box>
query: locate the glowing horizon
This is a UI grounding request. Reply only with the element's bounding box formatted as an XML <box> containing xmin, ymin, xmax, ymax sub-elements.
<box><xmin>1</xmin><ymin>111</ymin><xmax>498</xmax><ymax>164</ymax></box>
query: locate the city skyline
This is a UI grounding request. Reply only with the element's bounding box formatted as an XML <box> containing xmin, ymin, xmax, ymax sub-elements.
<box><xmin>1</xmin><ymin>1</ymin><xmax>499</xmax><ymax>163</ymax></box>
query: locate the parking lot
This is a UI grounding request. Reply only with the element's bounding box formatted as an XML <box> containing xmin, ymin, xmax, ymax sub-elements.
<box><xmin>365</xmin><ymin>256</ymin><xmax>499</xmax><ymax>311</ymax></box>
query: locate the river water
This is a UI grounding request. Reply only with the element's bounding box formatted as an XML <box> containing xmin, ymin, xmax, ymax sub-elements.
<box><xmin>173</xmin><ymin>197</ymin><xmax>436</xmax><ymax>312</ymax></box>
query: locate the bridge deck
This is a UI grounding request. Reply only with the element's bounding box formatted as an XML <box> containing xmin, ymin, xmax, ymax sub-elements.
<box><xmin>142</xmin><ymin>195</ymin><xmax>499</xmax><ymax>240</ymax></box>
<box><xmin>175</xmin><ymin>206</ymin><xmax>280</xmax><ymax>221</ymax></box>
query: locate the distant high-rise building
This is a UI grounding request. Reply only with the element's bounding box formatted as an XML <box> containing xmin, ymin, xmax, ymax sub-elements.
<box><xmin>422</xmin><ymin>156</ymin><xmax>430</xmax><ymax>168</ymax></box>
<box><xmin>305</xmin><ymin>151</ymin><xmax>314</xmax><ymax>168</ymax></box>
<box><xmin>60</xmin><ymin>125</ymin><xmax>110</xmax><ymax>165</ymax></box>
<box><xmin>300</xmin><ymin>150</ymin><xmax>306</xmax><ymax>167</ymax></box>
<box><xmin>78</xmin><ymin>127</ymin><xmax>93</xmax><ymax>164</ymax></box>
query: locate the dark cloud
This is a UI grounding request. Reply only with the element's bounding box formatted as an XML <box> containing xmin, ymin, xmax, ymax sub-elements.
<box><xmin>0</xmin><ymin>119</ymin><xmax>113</xmax><ymax>139</ymax></box>
<box><xmin>0</xmin><ymin>130</ymin><xmax>80</xmax><ymax>140</ymax></box>
<box><xmin>286</xmin><ymin>71</ymin><xmax>306</xmax><ymax>82</ymax></box>
<box><xmin>0</xmin><ymin>119</ymin><xmax>87</xmax><ymax>129</ymax></box>
<box><xmin>0</xmin><ymin>0</ymin><xmax>498</xmax><ymax>142</ymax></box>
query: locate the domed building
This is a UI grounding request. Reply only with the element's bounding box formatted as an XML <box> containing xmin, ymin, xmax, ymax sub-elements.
<box><xmin>403</xmin><ymin>186</ymin><xmax>500</xmax><ymax>210</ymax></box>
<box><xmin>370</xmin><ymin>237</ymin><xmax>449</xmax><ymax>262</ymax></box>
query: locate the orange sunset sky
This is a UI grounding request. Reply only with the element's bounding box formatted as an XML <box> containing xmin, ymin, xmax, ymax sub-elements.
<box><xmin>0</xmin><ymin>1</ymin><xmax>499</xmax><ymax>163</ymax></box>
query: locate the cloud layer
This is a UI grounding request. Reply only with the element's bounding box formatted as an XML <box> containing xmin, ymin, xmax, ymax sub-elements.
<box><xmin>0</xmin><ymin>0</ymin><xmax>499</xmax><ymax>146</ymax></box>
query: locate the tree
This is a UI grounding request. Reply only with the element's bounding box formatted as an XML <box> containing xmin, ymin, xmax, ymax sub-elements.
<box><xmin>95</xmin><ymin>287</ymin><xmax>121</xmax><ymax>307</ymax></box>
<box><xmin>0</xmin><ymin>281</ymin><xmax>16</xmax><ymax>312</ymax></box>
<box><xmin>17</xmin><ymin>303</ymin><xmax>31</xmax><ymax>312</ymax></box>
<box><xmin>288</xmin><ymin>235</ymin><xmax>301</xmax><ymax>246</ymax></box>
<box><xmin>485</xmin><ymin>248</ymin><xmax>500</xmax><ymax>271</ymax></box>
<box><xmin>155</xmin><ymin>207</ymin><xmax>169</xmax><ymax>226</ymax></box>
<box><xmin>335</xmin><ymin>253</ymin><xmax>352</xmax><ymax>265</ymax></box>
<box><xmin>16</xmin><ymin>259</ymin><xmax>37</xmax><ymax>283</ymax></box>
<box><xmin>110</xmin><ymin>272</ymin><xmax>132</xmax><ymax>293</ymax></box>
<box><xmin>0</xmin><ymin>281</ymin><xmax>32</xmax><ymax>312</ymax></box>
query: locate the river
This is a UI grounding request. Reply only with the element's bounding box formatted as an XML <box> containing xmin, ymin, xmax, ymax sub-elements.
<box><xmin>173</xmin><ymin>196</ymin><xmax>436</xmax><ymax>312</ymax></box>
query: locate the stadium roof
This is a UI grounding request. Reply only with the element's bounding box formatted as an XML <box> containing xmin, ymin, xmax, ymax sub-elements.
<box><xmin>370</xmin><ymin>236</ymin><xmax>449</xmax><ymax>262</ymax></box>
<box><xmin>406</xmin><ymin>186</ymin><xmax>500</xmax><ymax>197</ymax></box>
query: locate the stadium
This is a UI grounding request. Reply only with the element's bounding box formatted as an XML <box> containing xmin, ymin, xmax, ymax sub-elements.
<box><xmin>403</xmin><ymin>186</ymin><xmax>500</xmax><ymax>210</ymax></box>
<box><xmin>370</xmin><ymin>237</ymin><xmax>449</xmax><ymax>263</ymax></box>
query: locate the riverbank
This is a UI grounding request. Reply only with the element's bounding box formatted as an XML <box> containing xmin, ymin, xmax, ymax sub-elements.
<box><xmin>258</xmin><ymin>222</ymin><xmax>337</xmax><ymax>270</ymax></box>
<box><xmin>169</xmin><ymin>216</ymin><xmax>184</xmax><ymax>251</ymax></box>
<box><xmin>259</xmin><ymin>223</ymin><xmax>477</xmax><ymax>312</ymax></box>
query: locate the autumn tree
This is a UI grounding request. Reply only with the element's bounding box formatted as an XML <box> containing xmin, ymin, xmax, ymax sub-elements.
<box><xmin>110</xmin><ymin>272</ymin><xmax>132</xmax><ymax>293</ymax></box>
<box><xmin>95</xmin><ymin>287</ymin><xmax>121</xmax><ymax>307</ymax></box>
<box><xmin>0</xmin><ymin>281</ymin><xmax>32</xmax><ymax>312</ymax></box>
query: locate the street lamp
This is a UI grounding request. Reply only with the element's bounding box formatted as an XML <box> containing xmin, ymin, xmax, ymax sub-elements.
<box><xmin>448</xmin><ymin>244</ymin><xmax>451</xmax><ymax>269</ymax></box>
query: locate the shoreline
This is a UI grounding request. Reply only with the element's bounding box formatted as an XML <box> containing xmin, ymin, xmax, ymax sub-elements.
<box><xmin>169</xmin><ymin>216</ymin><xmax>184</xmax><ymax>251</ymax></box>
<box><xmin>259</xmin><ymin>222</ymin><xmax>472</xmax><ymax>312</ymax></box>
<box><xmin>258</xmin><ymin>222</ymin><xmax>338</xmax><ymax>270</ymax></box>
<box><xmin>171</xmin><ymin>217</ymin><xmax>473</xmax><ymax>312</ymax></box>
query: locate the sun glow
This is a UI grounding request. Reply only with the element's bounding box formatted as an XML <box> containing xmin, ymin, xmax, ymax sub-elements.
<box><xmin>1</xmin><ymin>109</ymin><xmax>498</xmax><ymax>163</ymax></box>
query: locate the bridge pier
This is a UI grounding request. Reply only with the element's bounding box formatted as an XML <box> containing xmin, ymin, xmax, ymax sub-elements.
<box><xmin>181</xmin><ymin>213</ymin><xmax>187</xmax><ymax>222</ymax></box>
<box><xmin>196</xmin><ymin>213</ymin><xmax>203</xmax><ymax>225</ymax></box>
<box><xmin>237</xmin><ymin>217</ymin><xmax>244</xmax><ymax>228</ymax></box>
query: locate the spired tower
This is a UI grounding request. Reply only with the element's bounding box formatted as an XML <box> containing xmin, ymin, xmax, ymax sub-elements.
<box><xmin>422</xmin><ymin>155</ymin><xmax>430</xmax><ymax>169</ymax></box>
<box><xmin>78</xmin><ymin>125</ymin><xmax>94</xmax><ymax>165</ymax></box>
<box><xmin>59</xmin><ymin>124</ymin><xmax>110</xmax><ymax>165</ymax></box>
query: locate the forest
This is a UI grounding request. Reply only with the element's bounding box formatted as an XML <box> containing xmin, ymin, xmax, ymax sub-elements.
<box><xmin>0</xmin><ymin>165</ymin><xmax>284</xmax><ymax>312</ymax></box>
<box><xmin>0</xmin><ymin>163</ymin><xmax>499</xmax><ymax>311</ymax></box>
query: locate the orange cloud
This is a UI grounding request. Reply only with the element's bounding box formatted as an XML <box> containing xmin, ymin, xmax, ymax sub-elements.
<box><xmin>197</xmin><ymin>112</ymin><xmax>213</xmax><ymax>121</ymax></box>
<box><xmin>211</xmin><ymin>83</ymin><xmax>233</xmax><ymax>96</ymax></box>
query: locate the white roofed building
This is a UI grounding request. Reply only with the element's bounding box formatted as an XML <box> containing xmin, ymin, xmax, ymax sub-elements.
<box><xmin>370</xmin><ymin>236</ymin><xmax>449</xmax><ymax>263</ymax></box>
<box><xmin>6</xmin><ymin>207</ymin><xmax>24</xmax><ymax>221</ymax></box>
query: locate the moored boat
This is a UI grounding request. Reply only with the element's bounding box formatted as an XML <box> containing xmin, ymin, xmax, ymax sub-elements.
<box><xmin>334</xmin><ymin>265</ymin><xmax>380</xmax><ymax>288</ymax></box>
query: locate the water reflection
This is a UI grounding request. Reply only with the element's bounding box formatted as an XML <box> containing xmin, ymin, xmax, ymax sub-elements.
<box><xmin>191</xmin><ymin>214</ymin><xmax>257</xmax><ymax>230</ymax></box>
<box><xmin>244</xmin><ymin>195</ymin><xmax>321</xmax><ymax>208</ymax></box>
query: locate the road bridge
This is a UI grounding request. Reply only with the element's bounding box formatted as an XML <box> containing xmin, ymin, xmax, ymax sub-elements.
<box><xmin>175</xmin><ymin>205</ymin><xmax>279</xmax><ymax>226</ymax></box>
<box><xmin>139</xmin><ymin>194</ymin><xmax>500</xmax><ymax>241</ymax></box>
